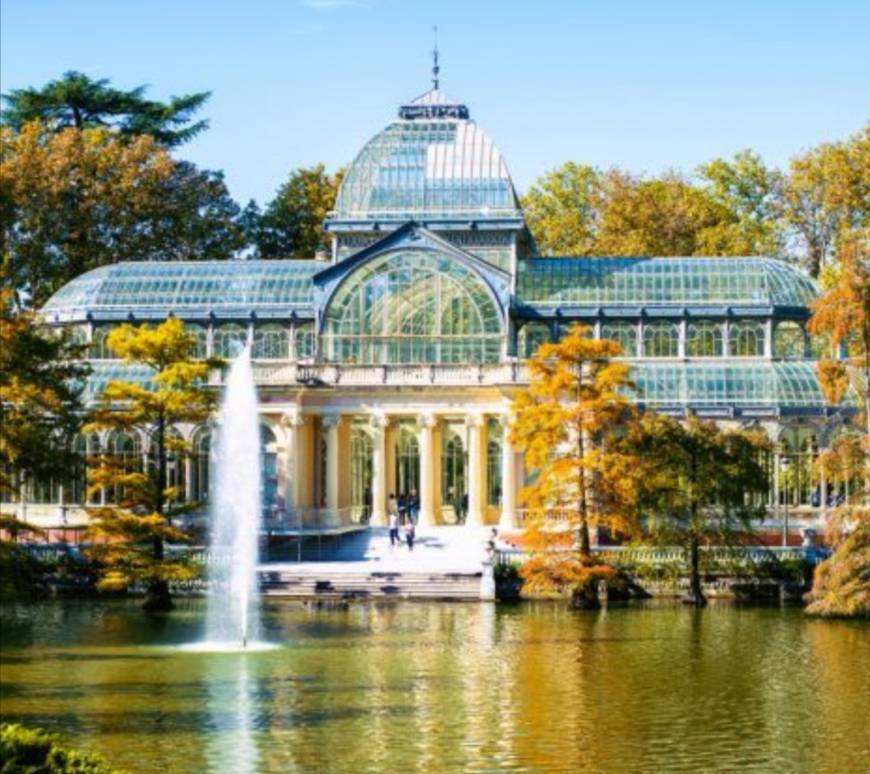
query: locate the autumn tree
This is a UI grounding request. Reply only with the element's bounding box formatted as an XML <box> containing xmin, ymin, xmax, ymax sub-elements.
<box><xmin>805</xmin><ymin>238</ymin><xmax>869</xmax><ymax>618</ymax></box>
<box><xmin>85</xmin><ymin>318</ymin><xmax>219</xmax><ymax>611</ymax></box>
<box><xmin>697</xmin><ymin>150</ymin><xmax>786</xmax><ymax>257</ymax></box>
<box><xmin>2</xmin><ymin>71</ymin><xmax>210</xmax><ymax>147</ymax></box>
<box><xmin>779</xmin><ymin>126</ymin><xmax>869</xmax><ymax>278</ymax></box>
<box><xmin>1</xmin><ymin>122</ymin><xmax>244</xmax><ymax>306</ymax></box>
<box><xmin>623</xmin><ymin>414</ymin><xmax>770</xmax><ymax>606</ymax></box>
<box><xmin>521</xmin><ymin>163</ymin><xmax>601</xmax><ymax>255</ymax></box>
<box><xmin>0</xmin><ymin>289</ymin><xmax>88</xmax><ymax>502</ymax></box>
<box><xmin>248</xmin><ymin>164</ymin><xmax>344</xmax><ymax>258</ymax></box>
<box><xmin>509</xmin><ymin>324</ymin><xmax>640</xmax><ymax>607</ymax></box>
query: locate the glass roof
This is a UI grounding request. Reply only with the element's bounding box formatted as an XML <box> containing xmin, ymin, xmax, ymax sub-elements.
<box><xmin>80</xmin><ymin>362</ymin><xmax>156</xmax><ymax>401</ymax></box>
<box><xmin>42</xmin><ymin>261</ymin><xmax>319</xmax><ymax>321</ymax></box>
<box><xmin>631</xmin><ymin>361</ymin><xmax>832</xmax><ymax>408</ymax></box>
<box><xmin>331</xmin><ymin>117</ymin><xmax>521</xmax><ymax>222</ymax></box>
<box><xmin>517</xmin><ymin>257</ymin><xmax>818</xmax><ymax>308</ymax></box>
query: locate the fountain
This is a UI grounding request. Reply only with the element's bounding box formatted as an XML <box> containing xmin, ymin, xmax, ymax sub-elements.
<box><xmin>200</xmin><ymin>345</ymin><xmax>267</xmax><ymax>651</ymax></box>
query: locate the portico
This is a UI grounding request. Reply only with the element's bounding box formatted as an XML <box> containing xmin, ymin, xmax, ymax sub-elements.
<box><xmin>269</xmin><ymin>406</ymin><xmax>520</xmax><ymax>530</ymax></box>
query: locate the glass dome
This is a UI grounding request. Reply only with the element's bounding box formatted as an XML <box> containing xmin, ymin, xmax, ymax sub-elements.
<box><xmin>517</xmin><ymin>257</ymin><xmax>818</xmax><ymax>308</ymax></box>
<box><xmin>331</xmin><ymin>89</ymin><xmax>521</xmax><ymax>223</ymax></box>
<box><xmin>42</xmin><ymin>260</ymin><xmax>319</xmax><ymax>322</ymax></box>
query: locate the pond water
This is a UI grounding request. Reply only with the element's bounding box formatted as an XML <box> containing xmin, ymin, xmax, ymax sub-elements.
<box><xmin>1</xmin><ymin>600</ymin><xmax>868</xmax><ymax>773</ymax></box>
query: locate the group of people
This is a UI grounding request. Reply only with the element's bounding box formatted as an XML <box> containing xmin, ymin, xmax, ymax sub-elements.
<box><xmin>388</xmin><ymin>489</ymin><xmax>419</xmax><ymax>550</ymax></box>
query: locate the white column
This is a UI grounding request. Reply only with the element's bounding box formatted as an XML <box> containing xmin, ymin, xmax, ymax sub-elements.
<box><xmin>417</xmin><ymin>413</ymin><xmax>437</xmax><ymax>527</ymax></box>
<box><xmin>499</xmin><ymin>415</ymin><xmax>517</xmax><ymax>529</ymax></box>
<box><xmin>280</xmin><ymin>410</ymin><xmax>308</xmax><ymax>517</ymax></box>
<box><xmin>370</xmin><ymin>413</ymin><xmax>389</xmax><ymax>526</ymax></box>
<box><xmin>323</xmin><ymin>415</ymin><xmax>341</xmax><ymax>513</ymax></box>
<box><xmin>466</xmin><ymin>413</ymin><xmax>486</xmax><ymax>527</ymax></box>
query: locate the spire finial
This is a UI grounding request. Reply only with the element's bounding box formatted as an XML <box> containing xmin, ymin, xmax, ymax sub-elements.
<box><xmin>432</xmin><ymin>25</ymin><xmax>440</xmax><ymax>89</ymax></box>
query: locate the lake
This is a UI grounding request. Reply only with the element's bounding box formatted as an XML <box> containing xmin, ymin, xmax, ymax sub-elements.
<box><xmin>1</xmin><ymin>600</ymin><xmax>868</xmax><ymax>773</ymax></box>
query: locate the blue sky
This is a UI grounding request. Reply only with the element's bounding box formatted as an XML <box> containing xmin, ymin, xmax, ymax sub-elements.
<box><xmin>2</xmin><ymin>0</ymin><xmax>867</xmax><ymax>206</ymax></box>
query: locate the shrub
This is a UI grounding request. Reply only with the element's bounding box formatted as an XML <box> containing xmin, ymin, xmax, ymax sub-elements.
<box><xmin>0</xmin><ymin>723</ymin><xmax>120</xmax><ymax>773</ymax></box>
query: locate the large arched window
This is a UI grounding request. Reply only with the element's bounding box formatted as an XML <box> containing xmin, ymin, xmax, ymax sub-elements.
<box><xmin>517</xmin><ymin>322</ymin><xmax>551</xmax><ymax>358</ymax></box>
<box><xmin>90</xmin><ymin>327</ymin><xmax>114</xmax><ymax>359</ymax></box>
<box><xmin>395</xmin><ymin>425</ymin><xmax>420</xmax><ymax>497</ymax></box>
<box><xmin>599</xmin><ymin>322</ymin><xmax>637</xmax><ymax>357</ymax></box>
<box><xmin>213</xmin><ymin>324</ymin><xmax>248</xmax><ymax>359</ymax></box>
<box><xmin>191</xmin><ymin>429</ymin><xmax>211</xmax><ymax>503</ymax></box>
<box><xmin>185</xmin><ymin>324</ymin><xmax>208</xmax><ymax>359</ymax></box>
<box><xmin>293</xmin><ymin>323</ymin><xmax>315</xmax><ymax>360</ymax></box>
<box><xmin>322</xmin><ymin>250</ymin><xmax>503</xmax><ymax>364</ymax></box>
<box><xmin>774</xmin><ymin>321</ymin><xmax>806</xmax><ymax>359</ymax></box>
<box><xmin>106</xmin><ymin>430</ymin><xmax>142</xmax><ymax>504</ymax></box>
<box><xmin>253</xmin><ymin>324</ymin><xmax>289</xmax><ymax>360</ymax></box>
<box><xmin>261</xmin><ymin>424</ymin><xmax>278</xmax><ymax>513</ymax></box>
<box><xmin>486</xmin><ymin>419</ymin><xmax>502</xmax><ymax>507</ymax></box>
<box><xmin>441</xmin><ymin>424</ymin><xmax>466</xmax><ymax>524</ymax></box>
<box><xmin>730</xmin><ymin>321</ymin><xmax>766</xmax><ymax>356</ymax></box>
<box><xmin>350</xmin><ymin>425</ymin><xmax>373</xmax><ymax>521</ymax></box>
<box><xmin>642</xmin><ymin>322</ymin><xmax>680</xmax><ymax>357</ymax></box>
<box><xmin>686</xmin><ymin>321</ymin><xmax>723</xmax><ymax>357</ymax></box>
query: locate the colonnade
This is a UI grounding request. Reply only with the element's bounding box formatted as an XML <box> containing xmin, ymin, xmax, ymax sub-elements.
<box><xmin>273</xmin><ymin>409</ymin><xmax>521</xmax><ymax>529</ymax></box>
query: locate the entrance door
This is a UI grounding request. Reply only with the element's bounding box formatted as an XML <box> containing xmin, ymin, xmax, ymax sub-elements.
<box><xmin>441</xmin><ymin>424</ymin><xmax>467</xmax><ymax>524</ymax></box>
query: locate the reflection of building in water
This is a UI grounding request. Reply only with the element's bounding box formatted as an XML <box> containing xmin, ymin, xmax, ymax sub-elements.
<box><xmin>14</xmin><ymin>78</ymin><xmax>855</xmax><ymax>544</ymax></box>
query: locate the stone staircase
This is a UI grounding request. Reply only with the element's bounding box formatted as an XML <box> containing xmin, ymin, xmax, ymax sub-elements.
<box><xmin>259</xmin><ymin>526</ymin><xmax>490</xmax><ymax>600</ymax></box>
<box><xmin>259</xmin><ymin>568</ymin><xmax>483</xmax><ymax>600</ymax></box>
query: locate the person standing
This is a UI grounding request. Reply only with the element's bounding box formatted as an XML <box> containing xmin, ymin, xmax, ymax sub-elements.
<box><xmin>404</xmin><ymin>519</ymin><xmax>416</xmax><ymax>551</ymax></box>
<box><xmin>407</xmin><ymin>488</ymin><xmax>419</xmax><ymax>525</ymax></box>
<box><xmin>388</xmin><ymin>508</ymin><xmax>400</xmax><ymax>547</ymax></box>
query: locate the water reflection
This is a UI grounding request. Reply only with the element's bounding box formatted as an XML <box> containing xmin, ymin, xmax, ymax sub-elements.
<box><xmin>0</xmin><ymin>600</ymin><xmax>868</xmax><ymax>773</ymax></box>
<box><xmin>205</xmin><ymin>657</ymin><xmax>258</xmax><ymax>774</ymax></box>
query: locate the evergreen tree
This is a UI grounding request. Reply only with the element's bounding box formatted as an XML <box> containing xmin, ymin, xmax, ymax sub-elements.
<box><xmin>2</xmin><ymin>71</ymin><xmax>210</xmax><ymax>147</ymax></box>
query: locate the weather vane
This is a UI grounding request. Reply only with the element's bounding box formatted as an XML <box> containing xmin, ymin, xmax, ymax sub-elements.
<box><xmin>432</xmin><ymin>25</ymin><xmax>440</xmax><ymax>89</ymax></box>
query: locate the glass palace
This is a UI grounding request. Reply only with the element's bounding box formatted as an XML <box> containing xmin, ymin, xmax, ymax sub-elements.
<box><xmin>23</xmin><ymin>85</ymin><xmax>853</xmax><ymax>538</ymax></box>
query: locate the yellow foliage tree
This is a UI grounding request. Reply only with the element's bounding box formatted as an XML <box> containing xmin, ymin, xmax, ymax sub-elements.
<box><xmin>509</xmin><ymin>324</ymin><xmax>640</xmax><ymax>607</ymax></box>
<box><xmin>85</xmin><ymin>318</ymin><xmax>219</xmax><ymax>611</ymax></box>
<box><xmin>806</xmin><ymin>239</ymin><xmax>869</xmax><ymax>617</ymax></box>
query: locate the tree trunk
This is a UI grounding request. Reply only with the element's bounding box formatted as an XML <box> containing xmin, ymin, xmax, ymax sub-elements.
<box><xmin>570</xmin><ymin>581</ymin><xmax>601</xmax><ymax>610</ymax></box>
<box><xmin>685</xmin><ymin>535</ymin><xmax>707</xmax><ymax>607</ymax></box>
<box><xmin>142</xmin><ymin>579</ymin><xmax>173</xmax><ymax>611</ymax></box>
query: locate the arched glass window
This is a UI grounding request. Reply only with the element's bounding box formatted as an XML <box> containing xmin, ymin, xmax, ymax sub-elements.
<box><xmin>642</xmin><ymin>322</ymin><xmax>680</xmax><ymax>357</ymax></box>
<box><xmin>350</xmin><ymin>425</ymin><xmax>373</xmax><ymax>521</ymax></box>
<box><xmin>774</xmin><ymin>321</ymin><xmax>806</xmax><ymax>359</ymax></box>
<box><xmin>213</xmin><ymin>324</ymin><xmax>248</xmax><ymax>358</ymax></box>
<box><xmin>517</xmin><ymin>322</ymin><xmax>551</xmax><ymax>358</ymax></box>
<box><xmin>486</xmin><ymin>419</ymin><xmax>502</xmax><ymax>507</ymax></box>
<box><xmin>192</xmin><ymin>429</ymin><xmax>211</xmax><ymax>503</ymax></box>
<box><xmin>323</xmin><ymin>250</ymin><xmax>503</xmax><ymax>364</ymax></box>
<box><xmin>106</xmin><ymin>431</ymin><xmax>142</xmax><ymax>504</ymax></box>
<box><xmin>294</xmin><ymin>324</ymin><xmax>315</xmax><ymax>360</ymax></box>
<box><xmin>185</xmin><ymin>324</ymin><xmax>208</xmax><ymax>359</ymax></box>
<box><xmin>74</xmin><ymin>433</ymin><xmax>103</xmax><ymax>505</ymax></box>
<box><xmin>90</xmin><ymin>327</ymin><xmax>114</xmax><ymax>359</ymax></box>
<box><xmin>600</xmin><ymin>322</ymin><xmax>637</xmax><ymax>357</ymax></box>
<box><xmin>686</xmin><ymin>321</ymin><xmax>723</xmax><ymax>357</ymax></box>
<box><xmin>778</xmin><ymin>426</ymin><xmax>818</xmax><ymax>507</ymax></box>
<box><xmin>730</xmin><ymin>321</ymin><xmax>766</xmax><ymax>356</ymax></box>
<box><xmin>147</xmin><ymin>428</ymin><xmax>186</xmax><ymax>505</ymax></box>
<box><xmin>253</xmin><ymin>324</ymin><xmax>289</xmax><ymax>360</ymax></box>
<box><xmin>261</xmin><ymin>424</ymin><xmax>278</xmax><ymax>513</ymax></box>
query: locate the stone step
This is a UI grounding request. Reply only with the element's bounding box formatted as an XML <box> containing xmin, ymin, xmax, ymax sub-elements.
<box><xmin>258</xmin><ymin>569</ymin><xmax>483</xmax><ymax>599</ymax></box>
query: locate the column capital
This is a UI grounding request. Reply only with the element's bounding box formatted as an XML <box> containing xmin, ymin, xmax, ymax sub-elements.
<box><xmin>417</xmin><ymin>413</ymin><xmax>438</xmax><ymax>429</ymax></box>
<box><xmin>498</xmin><ymin>413</ymin><xmax>514</xmax><ymax>429</ymax></box>
<box><xmin>280</xmin><ymin>409</ymin><xmax>305</xmax><ymax>428</ymax></box>
<box><xmin>465</xmin><ymin>412</ymin><xmax>485</xmax><ymax>429</ymax></box>
<box><xmin>321</xmin><ymin>414</ymin><xmax>344</xmax><ymax>429</ymax></box>
<box><xmin>369</xmin><ymin>412</ymin><xmax>390</xmax><ymax>430</ymax></box>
